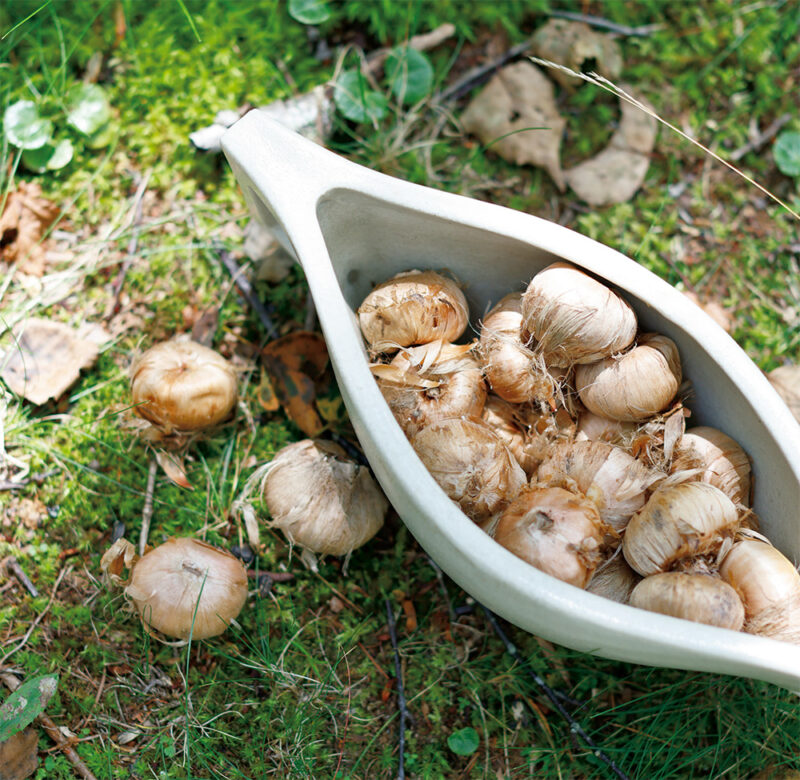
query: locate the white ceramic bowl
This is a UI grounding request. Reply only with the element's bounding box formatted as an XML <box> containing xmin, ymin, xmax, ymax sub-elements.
<box><xmin>222</xmin><ymin>112</ymin><xmax>800</xmax><ymax>691</ymax></box>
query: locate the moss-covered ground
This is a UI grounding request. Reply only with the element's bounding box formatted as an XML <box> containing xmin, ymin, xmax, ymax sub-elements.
<box><xmin>1</xmin><ymin>1</ymin><xmax>800</xmax><ymax>778</ymax></box>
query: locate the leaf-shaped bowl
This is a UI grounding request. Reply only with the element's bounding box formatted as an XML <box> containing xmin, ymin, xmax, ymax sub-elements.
<box><xmin>222</xmin><ymin>112</ymin><xmax>800</xmax><ymax>691</ymax></box>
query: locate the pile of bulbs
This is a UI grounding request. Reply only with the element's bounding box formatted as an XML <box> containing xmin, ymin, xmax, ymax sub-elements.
<box><xmin>358</xmin><ymin>264</ymin><xmax>800</xmax><ymax>644</ymax></box>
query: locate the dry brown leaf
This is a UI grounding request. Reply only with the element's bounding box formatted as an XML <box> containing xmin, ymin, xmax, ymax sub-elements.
<box><xmin>0</xmin><ymin>319</ymin><xmax>107</xmax><ymax>405</ymax></box>
<box><xmin>0</xmin><ymin>182</ymin><xmax>59</xmax><ymax>276</ymax></box>
<box><xmin>261</xmin><ymin>332</ymin><xmax>331</xmax><ymax>437</ymax></box>
<box><xmin>564</xmin><ymin>88</ymin><xmax>657</xmax><ymax>206</ymax></box>
<box><xmin>154</xmin><ymin>450</ymin><xmax>192</xmax><ymax>489</ymax></box>
<box><xmin>531</xmin><ymin>19</ymin><xmax>623</xmax><ymax>91</ymax></box>
<box><xmin>768</xmin><ymin>365</ymin><xmax>800</xmax><ymax>423</ymax></box>
<box><xmin>0</xmin><ymin>727</ymin><xmax>38</xmax><ymax>780</ymax></box>
<box><xmin>461</xmin><ymin>61</ymin><xmax>566</xmax><ymax>190</ymax></box>
<box><xmin>682</xmin><ymin>291</ymin><xmax>732</xmax><ymax>333</ymax></box>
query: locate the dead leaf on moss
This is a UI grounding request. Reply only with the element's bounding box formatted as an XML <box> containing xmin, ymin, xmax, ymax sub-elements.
<box><xmin>564</xmin><ymin>88</ymin><xmax>657</xmax><ymax>206</ymax></box>
<box><xmin>461</xmin><ymin>61</ymin><xmax>566</xmax><ymax>190</ymax></box>
<box><xmin>261</xmin><ymin>332</ymin><xmax>330</xmax><ymax>437</ymax></box>
<box><xmin>0</xmin><ymin>182</ymin><xmax>59</xmax><ymax>276</ymax></box>
<box><xmin>531</xmin><ymin>19</ymin><xmax>623</xmax><ymax>91</ymax></box>
<box><xmin>682</xmin><ymin>291</ymin><xmax>732</xmax><ymax>333</ymax></box>
<box><xmin>0</xmin><ymin>727</ymin><xmax>38</xmax><ymax>780</ymax></box>
<box><xmin>768</xmin><ymin>365</ymin><xmax>800</xmax><ymax>424</ymax></box>
<box><xmin>0</xmin><ymin>319</ymin><xmax>108</xmax><ymax>405</ymax></box>
<box><xmin>154</xmin><ymin>449</ymin><xmax>192</xmax><ymax>489</ymax></box>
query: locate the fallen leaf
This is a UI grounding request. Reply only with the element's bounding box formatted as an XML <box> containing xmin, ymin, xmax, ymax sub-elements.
<box><xmin>401</xmin><ymin>598</ymin><xmax>417</xmax><ymax>632</ymax></box>
<box><xmin>0</xmin><ymin>182</ymin><xmax>59</xmax><ymax>276</ymax></box>
<box><xmin>154</xmin><ymin>450</ymin><xmax>192</xmax><ymax>489</ymax></box>
<box><xmin>531</xmin><ymin>19</ymin><xmax>623</xmax><ymax>91</ymax></box>
<box><xmin>682</xmin><ymin>291</ymin><xmax>732</xmax><ymax>333</ymax></box>
<box><xmin>261</xmin><ymin>332</ymin><xmax>330</xmax><ymax>437</ymax></box>
<box><xmin>461</xmin><ymin>61</ymin><xmax>566</xmax><ymax>190</ymax></box>
<box><xmin>768</xmin><ymin>365</ymin><xmax>800</xmax><ymax>424</ymax></box>
<box><xmin>190</xmin><ymin>307</ymin><xmax>219</xmax><ymax>347</ymax></box>
<box><xmin>0</xmin><ymin>319</ymin><xmax>105</xmax><ymax>405</ymax></box>
<box><xmin>0</xmin><ymin>727</ymin><xmax>38</xmax><ymax>780</ymax></box>
<box><xmin>0</xmin><ymin>675</ymin><xmax>58</xmax><ymax>742</ymax></box>
<box><xmin>257</xmin><ymin>367</ymin><xmax>280</xmax><ymax>412</ymax></box>
<box><xmin>245</xmin><ymin>220</ymin><xmax>295</xmax><ymax>284</ymax></box>
<box><xmin>564</xmin><ymin>88</ymin><xmax>657</xmax><ymax>205</ymax></box>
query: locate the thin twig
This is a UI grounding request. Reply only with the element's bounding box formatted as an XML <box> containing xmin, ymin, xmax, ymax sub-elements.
<box><xmin>218</xmin><ymin>248</ymin><xmax>279</xmax><ymax>339</ymax></box>
<box><xmin>729</xmin><ymin>113</ymin><xmax>792</xmax><ymax>162</ymax></box>
<box><xmin>549</xmin><ymin>10</ymin><xmax>663</xmax><ymax>37</ymax></box>
<box><xmin>386</xmin><ymin>597</ymin><xmax>411</xmax><ymax>780</ymax></box>
<box><xmin>0</xmin><ymin>672</ymin><xmax>99</xmax><ymax>780</ymax></box>
<box><xmin>6</xmin><ymin>557</ymin><xmax>38</xmax><ymax>597</ymax></box>
<box><xmin>139</xmin><ymin>458</ymin><xmax>157</xmax><ymax>556</ymax></box>
<box><xmin>480</xmin><ymin>606</ymin><xmax>630</xmax><ymax>780</ymax></box>
<box><xmin>108</xmin><ymin>169</ymin><xmax>152</xmax><ymax>318</ymax></box>
<box><xmin>436</xmin><ymin>38</ymin><xmax>535</xmax><ymax>103</ymax></box>
<box><xmin>365</xmin><ymin>23</ymin><xmax>456</xmax><ymax>75</ymax></box>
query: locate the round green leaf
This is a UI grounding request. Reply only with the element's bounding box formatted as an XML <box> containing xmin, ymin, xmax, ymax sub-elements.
<box><xmin>66</xmin><ymin>83</ymin><xmax>111</xmax><ymax>136</ymax></box>
<box><xmin>447</xmin><ymin>726</ymin><xmax>479</xmax><ymax>756</ymax></box>
<box><xmin>385</xmin><ymin>47</ymin><xmax>433</xmax><ymax>105</ymax></box>
<box><xmin>85</xmin><ymin>120</ymin><xmax>115</xmax><ymax>149</ymax></box>
<box><xmin>774</xmin><ymin>130</ymin><xmax>800</xmax><ymax>177</ymax></box>
<box><xmin>288</xmin><ymin>0</ymin><xmax>331</xmax><ymax>25</ymax></box>
<box><xmin>47</xmin><ymin>138</ymin><xmax>74</xmax><ymax>169</ymax></box>
<box><xmin>333</xmin><ymin>69</ymin><xmax>387</xmax><ymax>124</ymax></box>
<box><xmin>3</xmin><ymin>100</ymin><xmax>53</xmax><ymax>150</ymax></box>
<box><xmin>23</xmin><ymin>139</ymin><xmax>73</xmax><ymax>173</ymax></box>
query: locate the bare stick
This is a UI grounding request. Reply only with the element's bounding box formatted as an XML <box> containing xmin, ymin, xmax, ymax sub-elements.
<box><xmin>480</xmin><ymin>605</ymin><xmax>630</xmax><ymax>780</ymax></box>
<box><xmin>218</xmin><ymin>248</ymin><xmax>279</xmax><ymax>339</ymax></box>
<box><xmin>729</xmin><ymin>113</ymin><xmax>792</xmax><ymax>162</ymax></box>
<box><xmin>139</xmin><ymin>458</ymin><xmax>157</xmax><ymax>556</ymax></box>
<box><xmin>108</xmin><ymin>169</ymin><xmax>152</xmax><ymax>319</ymax></box>
<box><xmin>548</xmin><ymin>10</ymin><xmax>663</xmax><ymax>37</ymax></box>
<box><xmin>0</xmin><ymin>672</ymin><xmax>99</xmax><ymax>780</ymax></box>
<box><xmin>386</xmin><ymin>597</ymin><xmax>411</xmax><ymax>780</ymax></box>
<box><xmin>6</xmin><ymin>557</ymin><xmax>38</xmax><ymax>597</ymax></box>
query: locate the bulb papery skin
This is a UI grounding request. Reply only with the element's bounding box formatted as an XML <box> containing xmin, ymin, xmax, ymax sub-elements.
<box><xmin>586</xmin><ymin>555</ymin><xmax>641</xmax><ymax>603</ymax></box>
<box><xmin>671</xmin><ymin>426</ymin><xmax>751</xmax><ymax>506</ymax></box>
<box><xmin>479</xmin><ymin>293</ymin><xmax>561</xmax><ymax>406</ymax></box>
<box><xmin>576</xmin><ymin>412</ymin><xmax>636</xmax><ymax>445</ymax></box>
<box><xmin>536</xmin><ymin>440</ymin><xmax>663</xmax><ymax>531</ymax></box>
<box><xmin>575</xmin><ymin>334</ymin><xmax>682</xmax><ymax>422</ymax></box>
<box><xmin>720</xmin><ymin>540</ymin><xmax>800</xmax><ymax>643</ymax></box>
<box><xmin>124</xmin><ymin>538</ymin><xmax>248</xmax><ymax>640</ymax></box>
<box><xmin>629</xmin><ymin>572</ymin><xmax>745</xmax><ymax>630</ymax></box>
<box><xmin>520</xmin><ymin>262</ymin><xmax>637</xmax><ymax>367</ymax></box>
<box><xmin>262</xmin><ymin>440</ymin><xmax>388</xmax><ymax>556</ymax></box>
<box><xmin>411</xmin><ymin>418</ymin><xmax>526</xmax><ymax>522</ymax></box>
<box><xmin>130</xmin><ymin>339</ymin><xmax>238</xmax><ymax>434</ymax></box>
<box><xmin>357</xmin><ymin>270</ymin><xmax>469</xmax><ymax>353</ymax></box>
<box><xmin>481</xmin><ymin>396</ymin><xmax>542</xmax><ymax>477</ymax></box>
<box><xmin>494</xmin><ymin>486</ymin><xmax>609</xmax><ymax>588</ymax></box>
<box><xmin>767</xmin><ymin>365</ymin><xmax>800</xmax><ymax>424</ymax></box>
<box><xmin>376</xmin><ymin>342</ymin><xmax>486</xmax><ymax>437</ymax></box>
<box><xmin>623</xmin><ymin>482</ymin><xmax>739</xmax><ymax>576</ymax></box>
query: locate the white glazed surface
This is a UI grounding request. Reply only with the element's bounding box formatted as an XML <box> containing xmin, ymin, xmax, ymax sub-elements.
<box><xmin>222</xmin><ymin>112</ymin><xmax>800</xmax><ymax>691</ymax></box>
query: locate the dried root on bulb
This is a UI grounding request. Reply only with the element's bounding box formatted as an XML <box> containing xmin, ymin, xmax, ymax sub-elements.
<box><xmin>536</xmin><ymin>440</ymin><xmax>664</xmax><ymax>531</ymax></box>
<box><xmin>494</xmin><ymin>486</ymin><xmax>613</xmax><ymax>588</ymax></box>
<box><xmin>357</xmin><ymin>269</ymin><xmax>469</xmax><ymax>354</ymax></box>
<box><xmin>671</xmin><ymin>426</ymin><xmax>752</xmax><ymax>506</ymax></box>
<box><xmin>521</xmin><ymin>262</ymin><xmax>637</xmax><ymax>367</ymax></box>
<box><xmin>372</xmin><ymin>340</ymin><xmax>486</xmax><ymax>436</ymax></box>
<box><xmin>575</xmin><ymin>334</ymin><xmax>682</xmax><ymax>422</ymax></box>
<box><xmin>623</xmin><ymin>482</ymin><xmax>740</xmax><ymax>576</ymax></box>
<box><xmin>629</xmin><ymin>572</ymin><xmax>744</xmax><ymax>630</ymax></box>
<box><xmin>410</xmin><ymin>417</ymin><xmax>526</xmax><ymax>523</ymax></box>
<box><xmin>101</xmin><ymin>537</ymin><xmax>248</xmax><ymax>640</ymax></box>
<box><xmin>720</xmin><ymin>539</ymin><xmax>800</xmax><ymax>644</ymax></box>
<box><xmin>235</xmin><ymin>439</ymin><xmax>388</xmax><ymax>571</ymax></box>
<box><xmin>479</xmin><ymin>293</ymin><xmax>565</xmax><ymax>408</ymax></box>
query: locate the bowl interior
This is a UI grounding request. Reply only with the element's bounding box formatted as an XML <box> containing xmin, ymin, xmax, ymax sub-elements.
<box><xmin>317</xmin><ymin>186</ymin><xmax>800</xmax><ymax>562</ymax></box>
